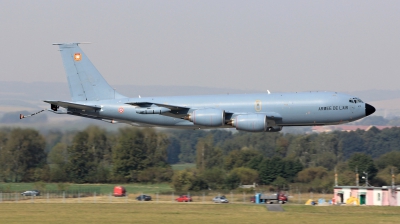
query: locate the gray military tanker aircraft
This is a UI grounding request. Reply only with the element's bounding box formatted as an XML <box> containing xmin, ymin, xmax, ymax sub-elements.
<box><xmin>21</xmin><ymin>43</ymin><xmax>375</xmax><ymax>132</ymax></box>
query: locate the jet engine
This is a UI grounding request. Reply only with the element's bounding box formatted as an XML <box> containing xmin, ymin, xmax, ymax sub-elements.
<box><xmin>231</xmin><ymin>114</ymin><xmax>283</xmax><ymax>132</ymax></box>
<box><xmin>232</xmin><ymin>114</ymin><xmax>267</xmax><ymax>132</ymax></box>
<box><xmin>188</xmin><ymin>108</ymin><xmax>225</xmax><ymax>127</ymax></box>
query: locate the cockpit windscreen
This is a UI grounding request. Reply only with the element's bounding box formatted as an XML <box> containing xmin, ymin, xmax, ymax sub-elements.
<box><xmin>349</xmin><ymin>98</ymin><xmax>363</xmax><ymax>104</ymax></box>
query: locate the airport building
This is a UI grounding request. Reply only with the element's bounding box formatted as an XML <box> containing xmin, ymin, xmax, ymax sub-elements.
<box><xmin>333</xmin><ymin>186</ymin><xmax>400</xmax><ymax>206</ymax></box>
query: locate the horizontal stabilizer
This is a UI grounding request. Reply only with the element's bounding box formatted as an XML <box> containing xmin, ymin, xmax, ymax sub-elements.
<box><xmin>44</xmin><ymin>100</ymin><xmax>101</xmax><ymax>111</ymax></box>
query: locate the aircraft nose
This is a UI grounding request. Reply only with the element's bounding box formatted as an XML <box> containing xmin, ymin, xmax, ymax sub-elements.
<box><xmin>365</xmin><ymin>103</ymin><xmax>376</xmax><ymax>116</ymax></box>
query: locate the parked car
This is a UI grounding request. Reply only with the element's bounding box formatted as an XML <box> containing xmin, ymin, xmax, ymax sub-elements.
<box><xmin>212</xmin><ymin>196</ymin><xmax>229</xmax><ymax>203</ymax></box>
<box><xmin>21</xmin><ymin>190</ymin><xmax>40</xmax><ymax>196</ymax></box>
<box><xmin>136</xmin><ymin>194</ymin><xmax>152</xmax><ymax>201</ymax></box>
<box><xmin>175</xmin><ymin>195</ymin><xmax>192</xmax><ymax>202</ymax></box>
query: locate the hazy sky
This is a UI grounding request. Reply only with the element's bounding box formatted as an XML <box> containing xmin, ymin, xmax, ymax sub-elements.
<box><xmin>1</xmin><ymin>0</ymin><xmax>400</xmax><ymax>93</ymax></box>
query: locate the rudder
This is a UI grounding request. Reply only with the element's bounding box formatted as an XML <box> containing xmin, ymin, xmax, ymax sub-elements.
<box><xmin>54</xmin><ymin>43</ymin><xmax>125</xmax><ymax>101</ymax></box>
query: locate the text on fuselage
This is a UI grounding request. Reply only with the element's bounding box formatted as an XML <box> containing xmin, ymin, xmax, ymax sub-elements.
<box><xmin>318</xmin><ymin>106</ymin><xmax>349</xmax><ymax>111</ymax></box>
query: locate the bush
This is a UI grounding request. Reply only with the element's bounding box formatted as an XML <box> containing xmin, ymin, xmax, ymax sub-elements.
<box><xmin>230</xmin><ymin>167</ymin><xmax>259</xmax><ymax>185</ymax></box>
<box><xmin>137</xmin><ymin>167</ymin><xmax>174</xmax><ymax>183</ymax></box>
<box><xmin>171</xmin><ymin>170</ymin><xmax>194</xmax><ymax>192</ymax></box>
<box><xmin>224</xmin><ymin>173</ymin><xmax>241</xmax><ymax>190</ymax></box>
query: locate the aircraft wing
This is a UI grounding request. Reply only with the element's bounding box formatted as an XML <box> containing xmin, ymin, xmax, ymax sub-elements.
<box><xmin>126</xmin><ymin>102</ymin><xmax>190</xmax><ymax>118</ymax></box>
<box><xmin>126</xmin><ymin>102</ymin><xmax>282</xmax><ymax>121</ymax></box>
<box><xmin>44</xmin><ymin>100</ymin><xmax>101</xmax><ymax>111</ymax></box>
<box><xmin>127</xmin><ymin>102</ymin><xmax>189</xmax><ymax>111</ymax></box>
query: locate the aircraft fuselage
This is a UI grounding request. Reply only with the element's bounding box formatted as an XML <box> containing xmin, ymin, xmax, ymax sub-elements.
<box><xmin>76</xmin><ymin>91</ymin><xmax>370</xmax><ymax>129</ymax></box>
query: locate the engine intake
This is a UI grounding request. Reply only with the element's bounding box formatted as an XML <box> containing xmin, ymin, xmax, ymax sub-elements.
<box><xmin>189</xmin><ymin>108</ymin><xmax>225</xmax><ymax>127</ymax></box>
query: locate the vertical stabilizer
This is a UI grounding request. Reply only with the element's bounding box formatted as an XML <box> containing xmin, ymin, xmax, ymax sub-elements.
<box><xmin>54</xmin><ymin>43</ymin><xmax>126</xmax><ymax>101</ymax></box>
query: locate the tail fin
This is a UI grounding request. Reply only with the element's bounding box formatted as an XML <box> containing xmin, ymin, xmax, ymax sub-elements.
<box><xmin>53</xmin><ymin>43</ymin><xmax>126</xmax><ymax>102</ymax></box>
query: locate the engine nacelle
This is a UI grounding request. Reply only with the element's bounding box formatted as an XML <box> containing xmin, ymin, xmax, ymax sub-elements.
<box><xmin>189</xmin><ymin>108</ymin><xmax>225</xmax><ymax>127</ymax></box>
<box><xmin>232</xmin><ymin>114</ymin><xmax>267</xmax><ymax>132</ymax></box>
<box><xmin>232</xmin><ymin>114</ymin><xmax>283</xmax><ymax>132</ymax></box>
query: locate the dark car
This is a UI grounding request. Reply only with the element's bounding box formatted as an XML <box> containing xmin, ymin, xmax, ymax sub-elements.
<box><xmin>136</xmin><ymin>194</ymin><xmax>152</xmax><ymax>201</ymax></box>
<box><xmin>21</xmin><ymin>190</ymin><xmax>40</xmax><ymax>196</ymax></box>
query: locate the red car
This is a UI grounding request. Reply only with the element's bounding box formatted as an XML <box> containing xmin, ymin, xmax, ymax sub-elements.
<box><xmin>175</xmin><ymin>195</ymin><xmax>193</xmax><ymax>202</ymax></box>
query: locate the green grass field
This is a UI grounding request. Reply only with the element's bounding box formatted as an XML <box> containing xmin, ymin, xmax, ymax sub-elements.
<box><xmin>171</xmin><ymin>163</ymin><xmax>196</xmax><ymax>171</ymax></box>
<box><xmin>0</xmin><ymin>203</ymin><xmax>399</xmax><ymax>224</ymax></box>
<box><xmin>0</xmin><ymin>182</ymin><xmax>173</xmax><ymax>194</ymax></box>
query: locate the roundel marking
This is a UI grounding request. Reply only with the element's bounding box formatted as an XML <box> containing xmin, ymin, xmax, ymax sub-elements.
<box><xmin>118</xmin><ymin>107</ymin><xmax>124</xmax><ymax>114</ymax></box>
<box><xmin>74</xmin><ymin>53</ymin><xmax>82</xmax><ymax>61</ymax></box>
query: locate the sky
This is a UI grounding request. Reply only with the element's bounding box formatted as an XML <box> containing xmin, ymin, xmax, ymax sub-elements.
<box><xmin>1</xmin><ymin>0</ymin><xmax>400</xmax><ymax>93</ymax></box>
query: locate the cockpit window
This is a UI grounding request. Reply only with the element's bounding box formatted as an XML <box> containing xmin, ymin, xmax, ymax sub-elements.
<box><xmin>349</xmin><ymin>98</ymin><xmax>363</xmax><ymax>103</ymax></box>
<box><xmin>354</xmin><ymin>98</ymin><xmax>363</xmax><ymax>103</ymax></box>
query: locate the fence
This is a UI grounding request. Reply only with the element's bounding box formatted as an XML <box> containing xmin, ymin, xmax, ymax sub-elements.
<box><xmin>0</xmin><ymin>190</ymin><xmax>332</xmax><ymax>204</ymax></box>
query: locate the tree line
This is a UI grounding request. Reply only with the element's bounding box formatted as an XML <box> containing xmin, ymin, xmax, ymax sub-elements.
<box><xmin>0</xmin><ymin>127</ymin><xmax>172</xmax><ymax>184</ymax></box>
<box><xmin>1</xmin><ymin>126</ymin><xmax>400</xmax><ymax>193</ymax></box>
